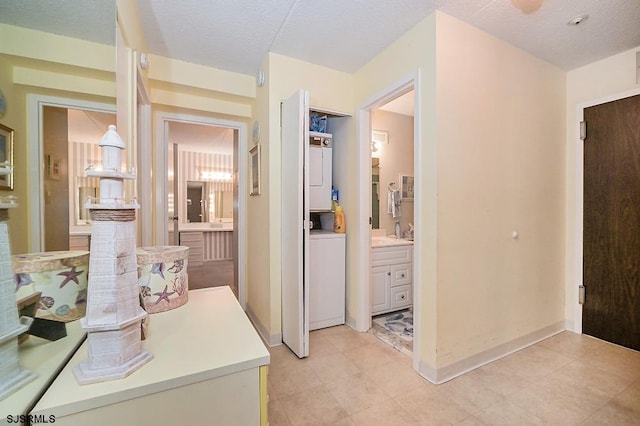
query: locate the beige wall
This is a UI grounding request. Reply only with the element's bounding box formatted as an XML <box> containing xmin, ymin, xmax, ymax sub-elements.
<box><xmin>245</xmin><ymin>54</ymin><xmax>272</xmax><ymax>340</ymax></box>
<box><xmin>371</xmin><ymin>110</ymin><xmax>414</xmax><ymax>235</ymax></box>
<box><xmin>564</xmin><ymin>46</ymin><xmax>640</xmax><ymax>327</ymax></box>
<box><xmin>0</xmin><ymin>53</ymin><xmax>28</xmax><ymax>255</ymax></box>
<box><xmin>434</xmin><ymin>12</ymin><xmax>566</xmax><ymax>368</ymax></box>
<box><xmin>116</xmin><ymin>0</ymin><xmax>147</xmax><ymax>54</ymax></box>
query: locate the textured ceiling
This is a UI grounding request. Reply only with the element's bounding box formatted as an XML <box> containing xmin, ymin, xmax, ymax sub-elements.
<box><xmin>439</xmin><ymin>0</ymin><xmax>640</xmax><ymax>71</ymax></box>
<box><xmin>1</xmin><ymin>0</ymin><xmax>639</xmax><ymax>74</ymax></box>
<box><xmin>0</xmin><ymin>0</ymin><xmax>115</xmax><ymax>45</ymax></box>
<box><xmin>135</xmin><ymin>0</ymin><xmax>441</xmax><ymax>75</ymax></box>
<box><xmin>136</xmin><ymin>0</ymin><xmax>439</xmax><ymax>75</ymax></box>
<box><xmin>137</xmin><ymin>0</ymin><xmax>640</xmax><ymax>74</ymax></box>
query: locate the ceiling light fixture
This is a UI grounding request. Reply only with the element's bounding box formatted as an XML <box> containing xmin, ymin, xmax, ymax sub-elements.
<box><xmin>567</xmin><ymin>14</ymin><xmax>589</xmax><ymax>26</ymax></box>
<box><xmin>511</xmin><ymin>0</ymin><xmax>544</xmax><ymax>14</ymax></box>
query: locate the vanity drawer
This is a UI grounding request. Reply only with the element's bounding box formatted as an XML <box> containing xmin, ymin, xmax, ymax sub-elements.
<box><xmin>180</xmin><ymin>232</ymin><xmax>204</xmax><ymax>266</ymax></box>
<box><xmin>391</xmin><ymin>285</ymin><xmax>412</xmax><ymax>309</ymax></box>
<box><xmin>180</xmin><ymin>232</ymin><xmax>204</xmax><ymax>245</ymax></box>
<box><xmin>390</xmin><ymin>263</ymin><xmax>411</xmax><ymax>287</ymax></box>
<box><xmin>372</xmin><ymin>245</ymin><xmax>413</xmax><ymax>266</ymax></box>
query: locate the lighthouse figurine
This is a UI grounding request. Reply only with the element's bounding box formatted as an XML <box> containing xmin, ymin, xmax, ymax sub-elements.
<box><xmin>73</xmin><ymin>125</ymin><xmax>152</xmax><ymax>384</ymax></box>
<box><xmin>0</xmin><ymin>162</ymin><xmax>36</xmax><ymax>400</ymax></box>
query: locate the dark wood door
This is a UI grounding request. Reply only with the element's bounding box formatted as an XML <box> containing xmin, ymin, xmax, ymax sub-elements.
<box><xmin>583</xmin><ymin>94</ymin><xmax>640</xmax><ymax>351</ymax></box>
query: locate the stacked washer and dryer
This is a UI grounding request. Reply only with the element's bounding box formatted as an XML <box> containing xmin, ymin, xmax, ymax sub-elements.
<box><xmin>308</xmin><ymin>132</ymin><xmax>346</xmax><ymax>331</ymax></box>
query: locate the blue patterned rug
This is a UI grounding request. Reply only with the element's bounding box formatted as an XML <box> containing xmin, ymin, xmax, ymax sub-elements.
<box><xmin>371</xmin><ymin>309</ymin><xmax>413</xmax><ymax>354</ymax></box>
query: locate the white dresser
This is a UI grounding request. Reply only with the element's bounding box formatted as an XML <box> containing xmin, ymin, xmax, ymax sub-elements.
<box><xmin>30</xmin><ymin>287</ymin><xmax>270</xmax><ymax>425</ymax></box>
<box><xmin>0</xmin><ymin>322</ymin><xmax>85</xmax><ymax>426</ymax></box>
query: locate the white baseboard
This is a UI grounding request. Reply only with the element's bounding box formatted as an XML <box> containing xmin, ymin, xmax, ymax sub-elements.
<box><xmin>417</xmin><ymin>321</ymin><xmax>566</xmax><ymax>384</ymax></box>
<box><xmin>564</xmin><ymin>319</ymin><xmax>577</xmax><ymax>333</ymax></box>
<box><xmin>245</xmin><ymin>303</ymin><xmax>282</xmax><ymax>347</ymax></box>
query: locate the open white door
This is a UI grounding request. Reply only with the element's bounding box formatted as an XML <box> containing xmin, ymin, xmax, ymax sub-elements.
<box><xmin>281</xmin><ymin>90</ymin><xmax>310</xmax><ymax>358</ymax></box>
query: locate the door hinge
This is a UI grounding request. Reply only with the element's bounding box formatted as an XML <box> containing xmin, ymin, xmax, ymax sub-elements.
<box><xmin>579</xmin><ymin>284</ymin><xmax>585</xmax><ymax>304</ymax></box>
<box><xmin>580</xmin><ymin>121</ymin><xmax>587</xmax><ymax>141</ymax></box>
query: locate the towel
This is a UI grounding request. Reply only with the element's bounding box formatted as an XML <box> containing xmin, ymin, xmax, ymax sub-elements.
<box><xmin>388</xmin><ymin>189</ymin><xmax>401</xmax><ymax>218</ymax></box>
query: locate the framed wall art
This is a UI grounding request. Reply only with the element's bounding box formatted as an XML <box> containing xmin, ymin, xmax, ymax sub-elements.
<box><xmin>249</xmin><ymin>144</ymin><xmax>260</xmax><ymax>196</ymax></box>
<box><xmin>0</xmin><ymin>123</ymin><xmax>14</xmax><ymax>190</ymax></box>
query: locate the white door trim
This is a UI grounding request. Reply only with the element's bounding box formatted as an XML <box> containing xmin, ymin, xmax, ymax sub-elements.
<box><xmin>135</xmin><ymin>50</ymin><xmax>153</xmax><ymax>247</ymax></box>
<box><xmin>137</xmin><ymin>101</ymin><xmax>152</xmax><ymax>246</ymax></box>
<box><xmin>153</xmin><ymin>111</ymin><xmax>248</xmax><ymax>309</ymax></box>
<box><xmin>571</xmin><ymin>87</ymin><xmax>640</xmax><ymax>334</ymax></box>
<box><xmin>356</xmin><ymin>71</ymin><xmax>421</xmax><ymax>370</ymax></box>
<box><xmin>27</xmin><ymin>95</ymin><xmax>116</xmax><ymax>252</ymax></box>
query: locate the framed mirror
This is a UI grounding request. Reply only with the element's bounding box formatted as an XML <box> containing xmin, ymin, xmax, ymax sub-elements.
<box><xmin>186</xmin><ymin>181</ymin><xmax>233</xmax><ymax>223</ymax></box>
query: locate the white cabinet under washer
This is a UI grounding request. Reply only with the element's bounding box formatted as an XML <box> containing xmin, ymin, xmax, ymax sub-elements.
<box><xmin>309</xmin><ymin>231</ymin><xmax>346</xmax><ymax>330</ymax></box>
<box><xmin>371</xmin><ymin>243</ymin><xmax>413</xmax><ymax>315</ymax></box>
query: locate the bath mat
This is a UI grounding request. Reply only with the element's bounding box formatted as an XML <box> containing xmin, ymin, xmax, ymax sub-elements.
<box><xmin>371</xmin><ymin>309</ymin><xmax>413</xmax><ymax>355</ymax></box>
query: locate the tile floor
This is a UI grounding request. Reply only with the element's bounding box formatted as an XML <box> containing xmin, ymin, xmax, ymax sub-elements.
<box><xmin>267</xmin><ymin>326</ymin><xmax>640</xmax><ymax>425</ymax></box>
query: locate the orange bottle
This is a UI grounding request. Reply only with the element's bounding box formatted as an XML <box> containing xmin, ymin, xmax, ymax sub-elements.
<box><xmin>333</xmin><ymin>205</ymin><xmax>346</xmax><ymax>233</ymax></box>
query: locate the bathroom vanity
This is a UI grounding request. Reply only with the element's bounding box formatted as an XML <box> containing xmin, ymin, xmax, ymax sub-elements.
<box><xmin>371</xmin><ymin>236</ymin><xmax>414</xmax><ymax>315</ymax></box>
<box><xmin>178</xmin><ymin>225</ymin><xmax>233</xmax><ymax>266</ymax></box>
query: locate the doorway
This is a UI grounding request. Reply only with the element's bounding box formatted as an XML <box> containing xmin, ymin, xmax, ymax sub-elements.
<box><xmin>582</xmin><ymin>93</ymin><xmax>640</xmax><ymax>351</ymax></box>
<box><xmin>168</xmin><ymin>121</ymin><xmax>237</xmax><ymax>294</ymax></box>
<box><xmin>43</xmin><ymin>106</ymin><xmax>116</xmax><ymax>252</ymax></box>
<box><xmin>369</xmin><ymin>92</ymin><xmax>416</xmax><ymax>355</ymax></box>
<box><xmin>27</xmin><ymin>95</ymin><xmax>116</xmax><ymax>252</ymax></box>
<box><xmin>356</xmin><ymin>73</ymin><xmax>421</xmax><ymax>370</ymax></box>
<box><xmin>154</xmin><ymin>112</ymin><xmax>248</xmax><ymax>308</ymax></box>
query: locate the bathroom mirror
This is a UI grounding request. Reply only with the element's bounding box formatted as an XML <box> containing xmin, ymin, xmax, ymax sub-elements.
<box><xmin>371</xmin><ymin>130</ymin><xmax>387</xmax><ymax>230</ymax></box>
<box><xmin>186</xmin><ymin>181</ymin><xmax>232</xmax><ymax>223</ymax></box>
<box><xmin>76</xmin><ymin>178</ymin><xmax>100</xmax><ymax>225</ymax></box>
<box><xmin>372</xmin><ymin>159</ymin><xmax>380</xmax><ymax>229</ymax></box>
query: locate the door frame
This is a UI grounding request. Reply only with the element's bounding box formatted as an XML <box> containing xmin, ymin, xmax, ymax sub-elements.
<box><xmin>571</xmin><ymin>87</ymin><xmax>640</xmax><ymax>333</ymax></box>
<box><xmin>135</xmin><ymin>51</ymin><xmax>153</xmax><ymax>247</ymax></box>
<box><xmin>154</xmin><ymin>111</ymin><xmax>248</xmax><ymax>309</ymax></box>
<box><xmin>356</xmin><ymin>71</ymin><xmax>421</xmax><ymax>370</ymax></box>
<box><xmin>27</xmin><ymin>95</ymin><xmax>116</xmax><ymax>252</ymax></box>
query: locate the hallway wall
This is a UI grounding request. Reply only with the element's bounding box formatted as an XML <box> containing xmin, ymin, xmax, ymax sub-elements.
<box><xmin>434</xmin><ymin>12</ymin><xmax>566</xmax><ymax>370</ymax></box>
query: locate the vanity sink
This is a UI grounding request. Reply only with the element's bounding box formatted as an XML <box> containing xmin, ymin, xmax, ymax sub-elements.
<box><xmin>371</xmin><ymin>236</ymin><xmax>413</xmax><ymax>247</ymax></box>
